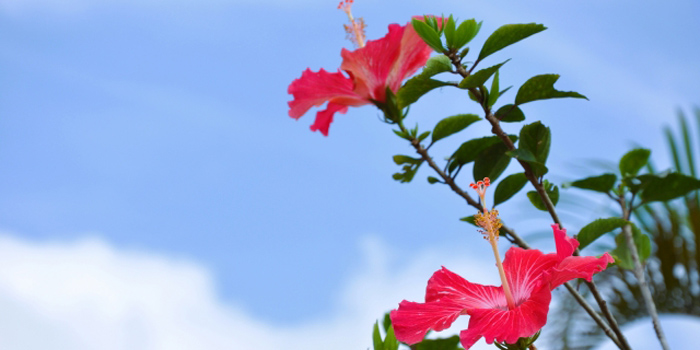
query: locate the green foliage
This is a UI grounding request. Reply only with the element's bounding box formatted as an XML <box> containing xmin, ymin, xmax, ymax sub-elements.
<box><xmin>431</xmin><ymin>114</ymin><xmax>481</xmax><ymax>143</ymax></box>
<box><xmin>493</xmin><ymin>172</ymin><xmax>528</xmax><ymax>206</ymax></box>
<box><xmin>443</xmin><ymin>15</ymin><xmax>457</xmax><ymax>50</ymax></box>
<box><xmin>415</xmin><ymin>336</ymin><xmax>461</xmax><ymax>350</ymax></box>
<box><xmin>527</xmin><ymin>180</ymin><xmax>559</xmax><ymax>211</ymax></box>
<box><xmin>412</xmin><ymin>18</ymin><xmax>445</xmax><ymax>52</ymax></box>
<box><xmin>473</xmin><ymin>142</ymin><xmax>512</xmax><ymax>181</ymax></box>
<box><xmin>515</xmin><ymin>74</ymin><xmax>587</xmax><ymax>105</ymax></box>
<box><xmin>459</xmin><ymin>60</ymin><xmax>508</xmax><ymax>89</ymax></box>
<box><xmin>619</xmin><ymin>148</ymin><xmax>651</xmax><ymax>177</ymax></box>
<box><xmin>488</xmin><ymin>70</ymin><xmax>501</xmax><ymax>107</ymax></box>
<box><xmin>398</xmin><ymin>78</ymin><xmax>450</xmax><ymax>110</ymax></box>
<box><xmin>392</xmin><ymin>155</ymin><xmax>423</xmax><ymax>183</ymax></box>
<box><xmin>611</xmin><ymin>224</ymin><xmax>651</xmax><ymax>270</ymax></box>
<box><xmin>495</xmin><ymin>104</ymin><xmax>525</xmax><ymax>122</ymax></box>
<box><xmin>567</xmin><ymin>173</ymin><xmax>617</xmax><ymax>193</ymax></box>
<box><xmin>417</xmin><ymin>56</ymin><xmax>453</xmax><ymax>79</ymax></box>
<box><xmin>577</xmin><ymin>217</ymin><xmax>628</xmax><ymax>249</ymax></box>
<box><xmin>453</xmin><ymin>19</ymin><xmax>482</xmax><ymax>49</ymax></box>
<box><xmin>478</xmin><ymin>23</ymin><xmax>546</xmax><ymax>61</ymax></box>
<box><xmin>448</xmin><ymin>135</ymin><xmax>517</xmax><ymax>173</ymax></box>
<box><xmin>639</xmin><ymin>172</ymin><xmax>700</xmax><ymax>202</ymax></box>
<box><xmin>427</xmin><ymin>176</ymin><xmax>440</xmax><ymax>184</ymax></box>
<box><xmin>372</xmin><ymin>321</ymin><xmax>399</xmax><ymax>350</ymax></box>
<box><xmin>509</xmin><ymin>121</ymin><xmax>551</xmax><ymax>177</ymax></box>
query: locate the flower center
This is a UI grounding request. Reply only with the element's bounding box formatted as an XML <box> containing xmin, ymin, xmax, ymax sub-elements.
<box><xmin>470</xmin><ymin>177</ymin><xmax>517</xmax><ymax>310</ymax></box>
<box><xmin>338</xmin><ymin>0</ymin><xmax>366</xmax><ymax>48</ymax></box>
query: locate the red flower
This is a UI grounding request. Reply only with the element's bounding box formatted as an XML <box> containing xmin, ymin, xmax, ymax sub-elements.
<box><xmin>390</xmin><ymin>225</ymin><xmax>613</xmax><ymax>348</ymax></box>
<box><xmin>287</xmin><ymin>21</ymin><xmax>432</xmax><ymax>136</ymax></box>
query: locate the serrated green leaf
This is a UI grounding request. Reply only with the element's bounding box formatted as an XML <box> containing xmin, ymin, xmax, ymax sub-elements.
<box><xmin>527</xmin><ymin>181</ymin><xmax>559</xmax><ymax>211</ymax></box>
<box><xmin>578</xmin><ymin>217</ymin><xmax>628</xmax><ymax>249</ymax></box>
<box><xmin>431</xmin><ymin>114</ymin><xmax>481</xmax><ymax>143</ymax></box>
<box><xmin>619</xmin><ymin>148</ymin><xmax>651</xmax><ymax>177</ymax></box>
<box><xmin>412</xmin><ymin>18</ymin><xmax>445</xmax><ymax>52</ymax></box>
<box><xmin>488</xmin><ymin>70</ymin><xmax>500</xmax><ymax>107</ymax></box>
<box><xmin>494</xmin><ymin>173</ymin><xmax>528</xmax><ymax>206</ymax></box>
<box><xmin>515</xmin><ymin>74</ymin><xmax>587</xmax><ymax>105</ymax></box>
<box><xmin>473</xmin><ymin>142</ymin><xmax>512</xmax><ymax>181</ymax></box>
<box><xmin>612</xmin><ymin>224</ymin><xmax>651</xmax><ymax>270</ymax></box>
<box><xmin>568</xmin><ymin>173</ymin><xmax>617</xmax><ymax>193</ymax></box>
<box><xmin>459</xmin><ymin>60</ymin><xmax>509</xmax><ymax>89</ymax></box>
<box><xmin>417</xmin><ymin>56</ymin><xmax>453</xmax><ymax>79</ymax></box>
<box><xmin>495</xmin><ymin>104</ymin><xmax>525</xmax><ymax>122</ymax></box>
<box><xmin>478</xmin><ymin>23</ymin><xmax>546</xmax><ymax>61</ymax></box>
<box><xmin>397</xmin><ymin>78</ymin><xmax>450</xmax><ymax>109</ymax></box>
<box><xmin>518</xmin><ymin>121</ymin><xmax>551</xmax><ymax>177</ymax></box>
<box><xmin>640</xmin><ymin>172</ymin><xmax>700</xmax><ymax>202</ymax></box>
<box><xmin>453</xmin><ymin>19</ymin><xmax>481</xmax><ymax>49</ymax></box>
<box><xmin>415</xmin><ymin>336</ymin><xmax>461</xmax><ymax>350</ymax></box>
<box><xmin>372</xmin><ymin>322</ymin><xmax>383</xmax><ymax>350</ymax></box>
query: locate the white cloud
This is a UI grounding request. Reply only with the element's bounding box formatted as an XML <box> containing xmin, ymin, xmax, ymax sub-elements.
<box><xmin>0</xmin><ymin>232</ymin><xmax>697</xmax><ymax>350</ymax></box>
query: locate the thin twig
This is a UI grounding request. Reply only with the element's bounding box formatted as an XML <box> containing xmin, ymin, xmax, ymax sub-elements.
<box><xmin>620</xmin><ymin>197</ymin><xmax>670</xmax><ymax>350</ymax></box>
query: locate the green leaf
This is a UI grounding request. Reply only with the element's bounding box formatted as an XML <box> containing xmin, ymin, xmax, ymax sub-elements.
<box><xmin>612</xmin><ymin>224</ymin><xmax>651</xmax><ymax>270</ymax></box>
<box><xmin>449</xmin><ymin>135</ymin><xmax>517</xmax><ymax>172</ymax></box>
<box><xmin>460</xmin><ymin>215</ymin><xmax>476</xmax><ymax>225</ymax></box>
<box><xmin>578</xmin><ymin>217</ymin><xmax>628</xmax><ymax>249</ymax></box>
<box><xmin>494</xmin><ymin>173</ymin><xmax>528</xmax><ymax>206</ymax></box>
<box><xmin>640</xmin><ymin>172</ymin><xmax>700</xmax><ymax>202</ymax></box>
<box><xmin>527</xmin><ymin>180</ymin><xmax>559</xmax><ymax>211</ymax></box>
<box><xmin>372</xmin><ymin>322</ymin><xmax>383</xmax><ymax>350</ymax></box>
<box><xmin>384</xmin><ymin>327</ymin><xmax>399</xmax><ymax>350</ymax></box>
<box><xmin>415</xmin><ymin>336</ymin><xmax>461</xmax><ymax>350</ymax></box>
<box><xmin>488</xmin><ymin>70</ymin><xmax>500</xmax><ymax>107</ymax></box>
<box><xmin>568</xmin><ymin>173</ymin><xmax>617</xmax><ymax>193</ymax></box>
<box><xmin>473</xmin><ymin>142</ymin><xmax>512</xmax><ymax>181</ymax></box>
<box><xmin>417</xmin><ymin>56</ymin><xmax>453</xmax><ymax>79</ymax></box>
<box><xmin>478</xmin><ymin>23</ymin><xmax>546</xmax><ymax>61</ymax></box>
<box><xmin>619</xmin><ymin>148</ymin><xmax>651</xmax><ymax>177</ymax></box>
<box><xmin>443</xmin><ymin>15</ymin><xmax>456</xmax><ymax>49</ymax></box>
<box><xmin>393</xmin><ymin>155</ymin><xmax>420</xmax><ymax>165</ymax></box>
<box><xmin>515</xmin><ymin>74</ymin><xmax>587</xmax><ymax>105</ymax></box>
<box><xmin>453</xmin><ymin>19</ymin><xmax>482</xmax><ymax>49</ymax></box>
<box><xmin>382</xmin><ymin>313</ymin><xmax>392</xmax><ymax>333</ymax></box>
<box><xmin>431</xmin><ymin>114</ymin><xmax>481</xmax><ymax>143</ymax></box>
<box><xmin>495</xmin><ymin>104</ymin><xmax>525</xmax><ymax>122</ymax></box>
<box><xmin>459</xmin><ymin>60</ymin><xmax>509</xmax><ymax>89</ymax></box>
<box><xmin>418</xmin><ymin>131</ymin><xmax>431</xmax><ymax>142</ymax></box>
<box><xmin>427</xmin><ymin>176</ymin><xmax>440</xmax><ymax>184</ymax></box>
<box><xmin>393</xmin><ymin>129</ymin><xmax>410</xmax><ymax>140</ymax></box>
<box><xmin>518</xmin><ymin>121</ymin><xmax>551</xmax><ymax>177</ymax></box>
<box><xmin>397</xmin><ymin>78</ymin><xmax>450</xmax><ymax>109</ymax></box>
<box><xmin>412</xmin><ymin>18</ymin><xmax>445</xmax><ymax>52</ymax></box>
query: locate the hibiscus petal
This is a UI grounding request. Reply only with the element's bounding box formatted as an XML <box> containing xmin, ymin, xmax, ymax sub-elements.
<box><xmin>340</xmin><ymin>24</ymin><xmax>406</xmax><ymax>102</ymax></box>
<box><xmin>552</xmin><ymin>224</ymin><xmax>579</xmax><ymax>262</ymax></box>
<box><xmin>385</xmin><ymin>19</ymin><xmax>434</xmax><ymax>93</ymax></box>
<box><xmin>548</xmin><ymin>253</ymin><xmax>614</xmax><ymax>289</ymax></box>
<box><xmin>287</xmin><ymin>68</ymin><xmax>367</xmax><ymax>120</ymax></box>
<box><xmin>502</xmin><ymin>248</ymin><xmax>557</xmax><ymax>305</ymax></box>
<box><xmin>459</xmin><ymin>284</ymin><xmax>551</xmax><ymax>348</ymax></box>
<box><xmin>309</xmin><ymin>102</ymin><xmax>348</xmax><ymax>136</ymax></box>
<box><xmin>425</xmin><ymin>266</ymin><xmax>506</xmax><ymax>309</ymax></box>
<box><xmin>390</xmin><ymin>299</ymin><xmax>465</xmax><ymax>345</ymax></box>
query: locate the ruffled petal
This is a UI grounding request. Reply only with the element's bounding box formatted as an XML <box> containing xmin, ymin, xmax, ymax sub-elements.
<box><xmin>308</xmin><ymin>102</ymin><xmax>348</xmax><ymax>136</ymax></box>
<box><xmin>384</xmin><ymin>20</ymin><xmax>433</xmax><ymax>94</ymax></box>
<box><xmin>425</xmin><ymin>267</ymin><xmax>506</xmax><ymax>309</ymax></box>
<box><xmin>287</xmin><ymin>68</ymin><xmax>367</xmax><ymax>119</ymax></box>
<box><xmin>548</xmin><ymin>253</ymin><xmax>614</xmax><ymax>289</ymax></box>
<box><xmin>552</xmin><ymin>224</ymin><xmax>579</xmax><ymax>262</ymax></box>
<box><xmin>459</xmin><ymin>283</ymin><xmax>551</xmax><ymax>348</ymax></box>
<box><xmin>390</xmin><ymin>299</ymin><xmax>465</xmax><ymax>345</ymax></box>
<box><xmin>502</xmin><ymin>248</ymin><xmax>557</xmax><ymax>305</ymax></box>
<box><xmin>340</xmin><ymin>24</ymin><xmax>406</xmax><ymax>102</ymax></box>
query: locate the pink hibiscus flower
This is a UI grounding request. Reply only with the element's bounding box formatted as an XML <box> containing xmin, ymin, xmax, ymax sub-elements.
<box><xmin>391</xmin><ymin>224</ymin><xmax>613</xmax><ymax>348</ymax></box>
<box><xmin>287</xmin><ymin>11</ymin><xmax>433</xmax><ymax>136</ymax></box>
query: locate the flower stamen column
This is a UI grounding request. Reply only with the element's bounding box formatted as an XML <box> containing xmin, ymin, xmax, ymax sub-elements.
<box><xmin>471</xmin><ymin>178</ymin><xmax>516</xmax><ymax>310</ymax></box>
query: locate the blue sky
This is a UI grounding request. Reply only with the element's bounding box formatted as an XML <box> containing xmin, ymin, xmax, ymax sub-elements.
<box><xmin>1</xmin><ymin>0</ymin><xmax>699</xmax><ymax>348</ymax></box>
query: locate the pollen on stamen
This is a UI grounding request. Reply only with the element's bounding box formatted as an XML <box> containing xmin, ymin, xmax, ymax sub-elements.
<box><xmin>337</xmin><ymin>0</ymin><xmax>366</xmax><ymax>48</ymax></box>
